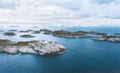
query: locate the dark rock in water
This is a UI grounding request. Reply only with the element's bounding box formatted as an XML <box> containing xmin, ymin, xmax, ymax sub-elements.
<box><xmin>32</xmin><ymin>30</ymin><xmax>41</xmax><ymax>34</ymax></box>
<box><xmin>27</xmin><ymin>29</ymin><xmax>34</xmax><ymax>31</ymax></box>
<box><xmin>8</xmin><ymin>30</ymin><xmax>17</xmax><ymax>32</ymax></box>
<box><xmin>0</xmin><ymin>40</ymin><xmax>66</xmax><ymax>55</ymax></box>
<box><xmin>4</xmin><ymin>32</ymin><xmax>16</xmax><ymax>36</ymax></box>
<box><xmin>20</xmin><ymin>34</ymin><xmax>35</xmax><ymax>38</ymax></box>
<box><xmin>19</xmin><ymin>30</ymin><xmax>33</xmax><ymax>33</ymax></box>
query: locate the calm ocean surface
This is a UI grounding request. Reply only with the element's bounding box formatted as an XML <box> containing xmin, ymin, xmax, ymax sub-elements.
<box><xmin>0</xmin><ymin>26</ymin><xmax>120</xmax><ymax>73</ymax></box>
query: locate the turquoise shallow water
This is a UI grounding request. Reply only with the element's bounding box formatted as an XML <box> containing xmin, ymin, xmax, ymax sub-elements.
<box><xmin>0</xmin><ymin>26</ymin><xmax>120</xmax><ymax>73</ymax></box>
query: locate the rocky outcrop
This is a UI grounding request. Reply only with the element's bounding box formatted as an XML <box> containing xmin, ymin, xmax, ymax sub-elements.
<box><xmin>32</xmin><ymin>30</ymin><xmax>41</xmax><ymax>34</ymax></box>
<box><xmin>74</xmin><ymin>31</ymin><xmax>106</xmax><ymax>35</ymax></box>
<box><xmin>91</xmin><ymin>35</ymin><xmax>120</xmax><ymax>42</ymax></box>
<box><xmin>0</xmin><ymin>40</ymin><xmax>66</xmax><ymax>55</ymax></box>
<box><xmin>43</xmin><ymin>30</ymin><xmax>87</xmax><ymax>38</ymax></box>
<box><xmin>0</xmin><ymin>39</ymin><xmax>11</xmax><ymax>46</ymax></box>
<box><xmin>20</xmin><ymin>34</ymin><xmax>35</xmax><ymax>38</ymax></box>
<box><xmin>4</xmin><ymin>32</ymin><xmax>16</xmax><ymax>36</ymax></box>
<box><xmin>41</xmin><ymin>29</ymin><xmax>120</xmax><ymax>43</ymax></box>
<box><xmin>42</xmin><ymin>29</ymin><xmax>106</xmax><ymax>38</ymax></box>
<box><xmin>19</xmin><ymin>30</ymin><xmax>33</xmax><ymax>33</ymax></box>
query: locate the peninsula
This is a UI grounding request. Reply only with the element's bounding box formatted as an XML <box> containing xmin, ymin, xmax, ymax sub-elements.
<box><xmin>0</xmin><ymin>40</ymin><xmax>66</xmax><ymax>55</ymax></box>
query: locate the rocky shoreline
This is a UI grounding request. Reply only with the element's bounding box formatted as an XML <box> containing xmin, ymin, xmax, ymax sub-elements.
<box><xmin>91</xmin><ymin>34</ymin><xmax>120</xmax><ymax>42</ymax></box>
<box><xmin>0</xmin><ymin>29</ymin><xmax>119</xmax><ymax>55</ymax></box>
<box><xmin>0</xmin><ymin>40</ymin><xmax>66</xmax><ymax>55</ymax></box>
<box><xmin>41</xmin><ymin>29</ymin><xmax>120</xmax><ymax>43</ymax></box>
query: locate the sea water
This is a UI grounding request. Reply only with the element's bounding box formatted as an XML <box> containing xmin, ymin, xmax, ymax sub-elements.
<box><xmin>0</xmin><ymin>25</ymin><xmax>120</xmax><ymax>73</ymax></box>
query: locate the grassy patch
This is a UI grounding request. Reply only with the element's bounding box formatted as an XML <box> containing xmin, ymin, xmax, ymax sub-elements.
<box><xmin>0</xmin><ymin>39</ymin><xmax>11</xmax><ymax>46</ymax></box>
<box><xmin>15</xmin><ymin>40</ymin><xmax>39</xmax><ymax>46</ymax></box>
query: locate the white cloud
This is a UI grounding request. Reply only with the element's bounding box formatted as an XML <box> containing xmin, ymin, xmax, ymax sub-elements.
<box><xmin>0</xmin><ymin>0</ymin><xmax>120</xmax><ymax>26</ymax></box>
<box><xmin>0</xmin><ymin>0</ymin><xmax>78</xmax><ymax>22</ymax></box>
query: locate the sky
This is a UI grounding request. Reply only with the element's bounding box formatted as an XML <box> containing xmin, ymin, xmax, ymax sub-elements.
<box><xmin>0</xmin><ymin>0</ymin><xmax>120</xmax><ymax>26</ymax></box>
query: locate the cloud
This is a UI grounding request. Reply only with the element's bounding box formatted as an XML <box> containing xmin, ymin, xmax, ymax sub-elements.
<box><xmin>0</xmin><ymin>0</ymin><xmax>78</xmax><ymax>19</ymax></box>
<box><xmin>42</xmin><ymin>0</ymin><xmax>120</xmax><ymax>18</ymax></box>
<box><xmin>0</xmin><ymin>0</ymin><xmax>120</xmax><ymax>26</ymax></box>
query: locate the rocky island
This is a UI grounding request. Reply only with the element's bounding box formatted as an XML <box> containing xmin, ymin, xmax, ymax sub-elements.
<box><xmin>42</xmin><ymin>29</ymin><xmax>106</xmax><ymax>38</ymax></box>
<box><xmin>41</xmin><ymin>29</ymin><xmax>120</xmax><ymax>43</ymax></box>
<box><xmin>0</xmin><ymin>39</ymin><xmax>66</xmax><ymax>55</ymax></box>
<box><xmin>0</xmin><ymin>29</ymin><xmax>119</xmax><ymax>55</ymax></box>
<box><xmin>91</xmin><ymin>34</ymin><xmax>120</xmax><ymax>42</ymax></box>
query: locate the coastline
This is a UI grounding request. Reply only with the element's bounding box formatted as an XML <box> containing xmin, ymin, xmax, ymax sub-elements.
<box><xmin>0</xmin><ymin>26</ymin><xmax>119</xmax><ymax>55</ymax></box>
